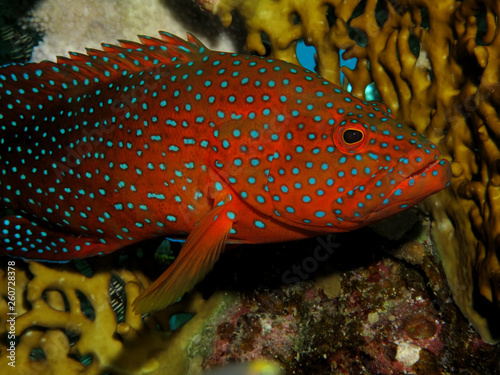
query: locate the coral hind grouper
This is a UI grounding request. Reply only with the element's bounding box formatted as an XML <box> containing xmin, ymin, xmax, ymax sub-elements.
<box><xmin>0</xmin><ymin>32</ymin><xmax>451</xmax><ymax>313</ymax></box>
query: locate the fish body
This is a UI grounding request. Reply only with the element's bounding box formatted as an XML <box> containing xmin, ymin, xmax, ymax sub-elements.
<box><xmin>0</xmin><ymin>33</ymin><xmax>451</xmax><ymax>312</ymax></box>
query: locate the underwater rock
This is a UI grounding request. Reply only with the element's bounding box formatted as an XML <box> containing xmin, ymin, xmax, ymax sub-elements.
<box><xmin>190</xmin><ymin>224</ymin><xmax>500</xmax><ymax>374</ymax></box>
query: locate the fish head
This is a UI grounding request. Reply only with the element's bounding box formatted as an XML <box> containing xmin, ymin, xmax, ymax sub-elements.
<box><xmin>268</xmin><ymin>98</ymin><xmax>451</xmax><ymax>231</ymax></box>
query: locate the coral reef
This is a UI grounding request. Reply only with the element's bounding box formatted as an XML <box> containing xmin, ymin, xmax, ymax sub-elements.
<box><xmin>3</xmin><ymin>219</ymin><xmax>499</xmax><ymax>374</ymax></box>
<box><xmin>21</xmin><ymin>0</ymin><xmax>237</xmax><ymax>62</ymax></box>
<box><xmin>190</xmin><ymin>221</ymin><xmax>500</xmax><ymax>373</ymax></box>
<box><xmin>0</xmin><ymin>254</ymin><xmax>224</xmax><ymax>374</ymax></box>
<box><xmin>198</xmin><ymin>0</ymin><xmax>500</xmax><ymax>344</ymax></box>
<box><xmin>0</xmin><ymin>1</ymin><xmax>42</xmax><ymax>64</ymax></box>
<box><xmin>2</xmin><ymin>0</ymin><xmax>500</xmax><ymax>373</ymax></box>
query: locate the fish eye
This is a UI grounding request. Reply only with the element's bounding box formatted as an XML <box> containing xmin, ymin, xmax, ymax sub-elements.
<box><xmin>342</xmin><ymin>128</ymin><xmax>364</xmax><ymax>145</ymax></box>
<box><xmin>333</xmin><ymin>124</ymin><xmax>368</xmax><ymax>154</ymax></box>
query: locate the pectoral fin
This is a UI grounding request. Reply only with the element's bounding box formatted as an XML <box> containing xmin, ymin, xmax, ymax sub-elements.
<box><xmin>132</xmin><ymin>195</ymin><xmax>233</xmax><ymax>314</ymax></box>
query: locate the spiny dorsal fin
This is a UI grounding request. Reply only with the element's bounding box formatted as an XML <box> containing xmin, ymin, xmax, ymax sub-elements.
<box><xmin>0</xmin><ymin>32</ymin><xmax>209</xmax><ymax>130</ymax></box>
<box><xmin>0</xmin><ymin>31</ymin><xmax>208</xmax><ymax>92</ymax></box>
<box><xmin>159</xmin><ymin>31</ymin><xmax>207</xmax><ymax>54</ymax></box>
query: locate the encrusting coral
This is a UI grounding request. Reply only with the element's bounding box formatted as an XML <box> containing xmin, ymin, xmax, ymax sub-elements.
<box><xmin>198</xmin><ymin>0</ymin><xmax>500</xmax><ymax>344</ymax></box>
<box><xmin>21</xmin><ymin>0</ymin><xmax>236</xmax><ymax>62</ymax></box>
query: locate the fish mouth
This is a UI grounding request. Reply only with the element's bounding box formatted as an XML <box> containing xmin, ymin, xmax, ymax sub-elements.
<box><xmin>373</xmin><ymin>158</ymin><xmax>451</xmax><ymax>214</ymax></box>
<box><xmin>402</xmin><ymin>158</ymin><xmax>441</xmax><ymax>180</ymax></box>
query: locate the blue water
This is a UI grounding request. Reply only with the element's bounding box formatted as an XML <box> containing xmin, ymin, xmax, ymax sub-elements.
<box><xmin>296</xmin><ymin>40</ymin><xmax>357</xmax><ymax>87</ymax></box>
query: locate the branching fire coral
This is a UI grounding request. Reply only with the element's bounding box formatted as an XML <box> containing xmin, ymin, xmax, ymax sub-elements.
<box><xmin>198</xmin><ymin>0</ymin><xmax>500</xmax><ymax>344</ymax></box>
<box><xmin>0</xmin><ymin>259</ymin><xmax>223</xmax><ymax>374</ymax></box>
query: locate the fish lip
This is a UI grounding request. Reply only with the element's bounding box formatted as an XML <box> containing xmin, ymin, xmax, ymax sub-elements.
<box><xmin>372</xmin><ymin>158</ymin><xmax>448</xmax><ymax>213</ymax></box>
<box><xmin>401</xmin><ymin>158</ymin><xmax>439</xmax><ymax>180</ymax></box>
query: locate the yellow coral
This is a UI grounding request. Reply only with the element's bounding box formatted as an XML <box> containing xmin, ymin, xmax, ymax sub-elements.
<box><xmin>0</xmin><ymin>259</ymin><xmax>223</xmax><ymax>374</ymax></box>
<box><xmin>199</xmin><ymin>0</ymin><xmax>500</xmax><ymax>343</ymax></box>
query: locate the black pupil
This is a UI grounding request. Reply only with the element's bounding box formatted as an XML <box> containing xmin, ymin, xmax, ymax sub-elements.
<box><xmin>343</xmin><ymin>129</ymin><xmax>363</xmax><ymax>144</ymax></box>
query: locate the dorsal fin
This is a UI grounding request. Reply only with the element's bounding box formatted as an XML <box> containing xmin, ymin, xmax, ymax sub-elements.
<box><xmin>159</xmin><ymin>31</ymin><xmax>206</xmax><ymax>54</ymax></box>
<box><xmin>0</xmin><ymin>32</ymin><xmax>209</xmax><ymax>132</ymax></box>
<box><xmin>0</xmin><ymin>31</ymin><xmax>207</xmax><ymax>84</ymax></box>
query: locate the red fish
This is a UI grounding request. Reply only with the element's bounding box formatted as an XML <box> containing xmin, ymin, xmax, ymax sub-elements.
<box><xmin>0</xmin><ymin>32</ymin><xmax>451</xmax><ymax>313</ymax></box>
